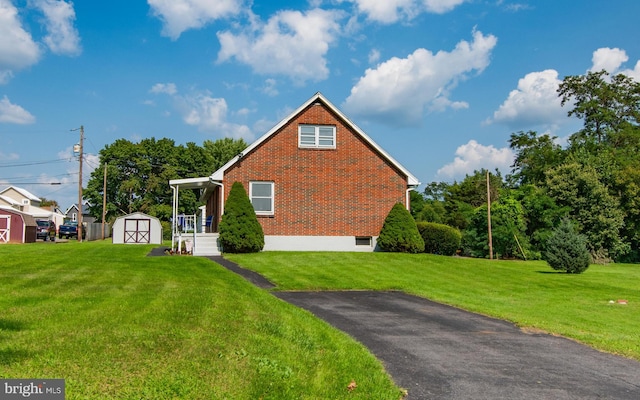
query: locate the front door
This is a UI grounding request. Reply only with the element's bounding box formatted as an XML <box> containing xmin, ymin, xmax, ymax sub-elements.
<box><xmin>0</xmin><ymin>215</ymin><xmax>10</xmax><ymax>243</ymax></box>
<box><xmin>124</xmin><ymin>218</ymin><xmax>150</xmax><ymax>243</ymax></box>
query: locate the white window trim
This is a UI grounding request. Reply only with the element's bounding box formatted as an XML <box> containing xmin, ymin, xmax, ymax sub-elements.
<box><xmin>298</xmin><ymin>125</ymin><xmax>336</xmax><ymax>149</ymax></box>
<box><xmin>249</xmin><ymin>181</ymin><xmax>274</xmax><ymax>216</ymax></box>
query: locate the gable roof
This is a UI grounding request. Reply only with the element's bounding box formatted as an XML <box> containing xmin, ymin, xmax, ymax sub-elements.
<box><xmin>0</xmin><ymin>186</ymin><xmax>41</xmax><ymax>202</ymax></box>
<box><xmin>210</xmin><ymin>92</ymin><xmax>420</xmax><ymax>186</ymax></box>
<box><xmin>65</xmin><ymin>203</ymin><xmax>91</xmax><ymax>215</ymax></box>
<box><xmin>0</xmin><ymin>194</ymin><xmax>21</xmax><ymax>207</ymax></box>
<box><xmin>0</xmin><ymin>205</ymin><xmax>37</xmax><ymax>226</ymax></box>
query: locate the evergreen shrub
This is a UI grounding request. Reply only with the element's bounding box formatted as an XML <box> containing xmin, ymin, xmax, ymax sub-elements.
<box><xmin>377</xmin><ymin>203</ymin><xmax>425</xmax><ymax>253</ymax></box>
<box><xmin>219</xmin><ymin>182</ymin><xmax>265</xmax><ymax>253</ymax></box>
<box><xmin>416</xmin><ymin>221</ymin><xmax>461</xmax><ymax>256</ymax></box>
<box><xmin>544</xmin><ymin>219</ymin><xmax>591</xmax><ymax>274</ymax></box>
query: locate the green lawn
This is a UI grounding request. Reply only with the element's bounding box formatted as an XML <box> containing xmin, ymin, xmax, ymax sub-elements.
<box><xmin>225</xmin><ymin>252</ymin><xmax>640</xmax><ymax>361</ymax></box>
<box><xmin>0</xmin><ymin>242</ymin><xmax>402</xmax><ymax>399</ymax></box>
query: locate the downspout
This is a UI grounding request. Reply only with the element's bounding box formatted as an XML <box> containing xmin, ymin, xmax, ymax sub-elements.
<box><xmin>405</xmin><ymin>187</ymin><xmax>415</xmax><ymax>211</ymax></box>
<box><xmin>208</xmin><ymin>179</ymin><xmax>225</xmax><ymax>217</ymax></box>
<box><xmin>170</xmin><ymin>184</ymin><xmax>177</xmax><ymax>252</ymax></box>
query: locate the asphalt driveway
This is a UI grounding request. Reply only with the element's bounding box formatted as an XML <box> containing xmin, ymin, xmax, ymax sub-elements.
<box><xmin>207</xmin><ymin>256</ymin><xmax>640</xmax><ymax>399</ymax></box>
<box><xmin>274</xmin><ymin>291</ymin><xmax>640</xmax><ymax>399</ymax></box>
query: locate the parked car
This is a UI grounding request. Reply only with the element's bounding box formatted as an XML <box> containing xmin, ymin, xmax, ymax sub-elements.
<box><xmin>58</xmin><ymin>221</ymin><xmax>86</xmax><ymax>240</ymax></box>
<box><xmin>36</xmin><ymin>219</ymin><xmax>56</xmax><ymax>241</ymax></box>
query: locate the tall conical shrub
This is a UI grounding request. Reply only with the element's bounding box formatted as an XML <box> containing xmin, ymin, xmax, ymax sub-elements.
<box><xmin>544</xmin><ymin>219</ymin><xmax>591</xmax><ymax>273</ymax></box>
<box><xmin>219</xmin><ymin>182</ymin><xmax>264</xmax><ymax>253</ymax></box>
<box><xmin>377</xmin><ymin>203</ymin><xmax>425</xmax><ymax>253</ymax></box>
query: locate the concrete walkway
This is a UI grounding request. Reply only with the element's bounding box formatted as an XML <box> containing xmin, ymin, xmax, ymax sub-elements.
<box><xmin>209</xmin><ymin>256</ymin><xmax>640</xmax><ymax>399</ymax></box>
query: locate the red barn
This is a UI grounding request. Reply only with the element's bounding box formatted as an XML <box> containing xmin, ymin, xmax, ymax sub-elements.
<box><xmin>170</xmin><ymin>93</ymin><xmax>420</xmax><ymax>255</ymax></box>
<box><xmin>0</xmin><ymin>207</ymin><xmax>37</xmax><ymax>244</ymax></box>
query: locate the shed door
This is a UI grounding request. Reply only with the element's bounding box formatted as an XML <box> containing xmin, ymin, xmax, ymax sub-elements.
<box><xmin>124</xmin><ymin>218</ymin><xmax>151</xmax><ymax>243</ymax></box>
<box><xmin>0</xmin><ymin>215</ymin><xmax>10</xmax><ymax>243</ymax></box>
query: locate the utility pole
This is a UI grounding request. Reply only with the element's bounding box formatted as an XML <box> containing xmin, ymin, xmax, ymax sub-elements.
<box><xmin>73</xmin><ymin>125</ymin><xmax>84</xmax><ymax>243</ymax></box>
<box><xmin>102</xmin><ymin>162</ymin><xmax>107</xmax><ymax>240</ymax></box>
<box><xmin>486</xmin><ymin>170</ymin><xmax>493</xmax><ymax>260</ymax></box>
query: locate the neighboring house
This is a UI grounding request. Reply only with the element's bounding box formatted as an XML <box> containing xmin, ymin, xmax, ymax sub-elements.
<box><xmin>169</xmin><ymin>92</ymin><xmax>420</xmax><ymax>255</ymax></box>
<box><xmin>0</xmin><ymin>186</ymin><xmax>64</xmax><ymax>228</ymax></box>
<box><xmin>0</xmin><ymin>206</ymin><xmax>37</xmax><ymax>243</ymax></box>
<box><xmin>0</xmin><ymin>186</ymin><xmax>42</xmax><ymax>210</ymax></box>
<box><xmin>64</xmin><ymin>202</ymin><xmax>95</xmax><ymax>224</ymax></box>
<box><xmin>112</xmin><ymin>212</ymin><xmax>162</xmax><ymax>245</ymax></box>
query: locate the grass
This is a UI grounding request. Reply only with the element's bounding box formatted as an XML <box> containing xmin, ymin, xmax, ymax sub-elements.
<box><xmin>225</xmin><ymin>252</ymin><xmax>640</xmax><ymax>361</ymax></box>
<box><xmin>0</xmin><ymin>242</ymin><xmax>402</xmax><ymax>399</ymax></box>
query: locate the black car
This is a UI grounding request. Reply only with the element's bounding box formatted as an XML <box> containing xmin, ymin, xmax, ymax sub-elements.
<box><xmin>36</xmin><ymin>220</ymin><xmax>56</xmax><ymax>241</ymax></box>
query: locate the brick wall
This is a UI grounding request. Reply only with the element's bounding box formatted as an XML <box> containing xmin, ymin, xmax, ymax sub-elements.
<box><xmin>224</xmin><ymin>102</ymin><xmax>408</xmax><ymax>237</ymax></box>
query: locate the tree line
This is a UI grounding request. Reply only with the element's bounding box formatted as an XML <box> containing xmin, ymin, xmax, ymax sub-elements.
<box><xmin>411</xmin><ymin>70</ymin><xmax>640</xmax><ymax>263</ymax></box>
<box><xmin>84</xmin><ymin>137</ymin><xmax>247</xmax><ymax>227</ymax></box>
<box><xmin>84</xmin><ymin>70</ymin><xmax>639</xmax><ymax>263</ymax></box>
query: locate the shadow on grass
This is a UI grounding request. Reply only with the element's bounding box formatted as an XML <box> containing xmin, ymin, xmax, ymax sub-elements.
<box><xmin>0</xmin><ymin>348</ymin><xmax>32</xmax><ymax>366</ymax></box>
<box><xmin>0</xmin><ymin>318</ymin><xmax>32</xmax><ymax>366</ymax></box>
<box><xmin>536</xmin><ymin>271</ymin><xmax>583</xmax><ymax>275</ymax></box>
<box><xmin>0</xmin><ymin>318</ymin><xmax>27</xmax><ymax>331</ymax></box>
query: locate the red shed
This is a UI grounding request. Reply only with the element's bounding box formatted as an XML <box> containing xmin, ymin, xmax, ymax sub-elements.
<box><xmin>0</xmin><ymin>207</ymin><xmax>37</xmax><ymax>244</ymax></box>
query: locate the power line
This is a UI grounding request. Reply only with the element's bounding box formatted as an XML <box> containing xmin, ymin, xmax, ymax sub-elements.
<box><xmin>0</xmin><ymin>158</ymin><xmax>73</xmax><ymax>168</ymax></box>
<box><xmin>2</xmin><ymin>182</ymin><xmax>63</xmax><ymax>185</ymax></box>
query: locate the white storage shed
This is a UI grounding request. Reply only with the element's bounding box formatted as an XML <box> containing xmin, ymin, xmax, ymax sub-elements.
<box><xmin>112</xmin><ymin>212</ymin><xmax>163</xmax><ymax>244</ymax></box>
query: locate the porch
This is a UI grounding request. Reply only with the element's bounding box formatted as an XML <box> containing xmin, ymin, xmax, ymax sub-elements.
<box><xmin>169</xmin><ymin>177</ymin><xmax>224</xmax><ymax>256</ymax></box>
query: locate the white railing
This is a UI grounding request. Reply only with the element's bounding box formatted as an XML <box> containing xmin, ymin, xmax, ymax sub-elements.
<box><xmin>173</xmin><ymin>214</ymin><xmax>196</xmax><ymax>254</ymax></box>
<box><xmin>176</xmin><ymin>214</ymin><xmax>196</xmax><ymax>233</ymax></box>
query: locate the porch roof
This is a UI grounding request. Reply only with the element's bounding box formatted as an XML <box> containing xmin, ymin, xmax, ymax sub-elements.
<box><xmin>168</xmin><ymin>176</ymin><xmax>216</xmax><ymax>190</ymax></box>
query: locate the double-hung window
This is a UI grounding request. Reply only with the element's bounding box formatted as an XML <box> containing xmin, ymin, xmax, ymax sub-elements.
<box><xmin>250</xmin><ymin>181</ymin><xmax>274</xmax><ymax>215</ymax></box>
<box><xmin>299</xmin><ymin>125</ymin><xmax>336</xmax><ymax>148</ymax></box>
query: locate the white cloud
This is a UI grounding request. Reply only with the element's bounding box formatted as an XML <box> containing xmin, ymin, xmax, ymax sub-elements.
<box><xmin>487</xmin><ymin>69</ymin><xmax>566</xmax><ymax>129</ymax></box>
<box><xmin>149</xmin><ymin>83</ymin><xmax>253</xmax><ymax>138</ymax></box>
<box><xmin>590</xmin><ymin>47</ymin><xmax>628</xmax><ymax>74</ymax></box>
<box><xmin>0</xmin><ymin>151</ymin><xmax>19</xmax><ymax>161</ymax></box>
<box><xmin>32</xmin><ymin>0</ymin><xmax>81</xmax><ymax>56</ymax></box>
<box><xmin>347</xmin><ymin>0</ymin><xmax>467</xmax><ymax>23</ymax></box>
<box><xmin>423</xmin><ymin>0</ymin><xmax>468</xmax><ymax>13</ymax></box>
<box><xmin>0</xmin><ymin>96</ymin><xmax>36</xmax><ymax>124</ymax></box>
<box><xmin>176</xmin><ymin>92</ymin><xmax>253</xmax><ymax>139</ymax></box>
<box><xmin>148</xmin><ymin>0</ymin><xmax>244</xmax><ymax>40</ymax></box>
<box><xmin>262</xmin><ymin>78</ymin><xmax>278</xmax><ymax>97</ymax></box>
<box><xmin>0</xmin><ymin>0</ymin><xmax>41</xmax><ymax>83</ymax></box>
<box><xmin>620</xmin><ymin>61</ymin><xmax>640</xmax><ymax>81</ymax></box>
<box><xmin>82</xmin><ymin>153</ymin><xmax>100</xmax><ymax>176</ymax></box>
<box><xmin>589</xmin><ymin>47</ymin><xmax>640</xmax><ymax>81</ymax></box>
<box><xmin>436</xmin><ymin>140</ymin><xmax>514</xmax><ymax>180</ymax></box>
<box><xmin>368</xmin><ymin>48</ymin><xmax>380</xmax><ymax>64</ymax></box>
<box><xmin>217</xmin><ymin>8</ymin><xmax>342</xmax><ymax>84</ymax></box>
<box><xmin>150</xmin><ymin>82</ymin><xmax>178</xmax><ymax>95</ymax></box>
<box><xmin>343</xmin><ymin>29</ymin><xmax>497</xmax><ymax>126</ymax></box>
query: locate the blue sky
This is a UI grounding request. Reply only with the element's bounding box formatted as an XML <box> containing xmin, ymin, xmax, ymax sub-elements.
<box><xmin>1</xmin><ymin>0</ymin><xmax>640</xmax><ymax>209</ymax></box>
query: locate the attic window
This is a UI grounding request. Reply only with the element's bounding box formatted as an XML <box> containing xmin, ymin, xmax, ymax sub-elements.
<box><xmin>299</xmin><ymin>125</ymin><xmax>336</xmax><ymax>149</ymax></box>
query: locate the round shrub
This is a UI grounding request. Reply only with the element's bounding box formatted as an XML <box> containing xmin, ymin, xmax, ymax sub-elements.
<box><xmin>416</xmin><ymin>221</ymin><xmax>461</xmax><ymax>256</ymax></box>
<box><xmin>377</xmin><ymin>203</ymin><xmax>425</xmax><ymax>253</ymax></box>
<box><xmin>219</xmin><ymin>182</ymin><xmax>265</xmax><ymax>253</ymax></box>
<box><xmin>544</xmin><ymin>219</ymin><xmax>591</xmax><ymax>274</ymax></box>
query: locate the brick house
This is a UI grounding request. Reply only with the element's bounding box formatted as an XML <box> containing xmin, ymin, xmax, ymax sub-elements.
<box><xmin>169</xmin><ymin>92</ymin><xmax>419</xmax><ymax>255</ymax></box>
